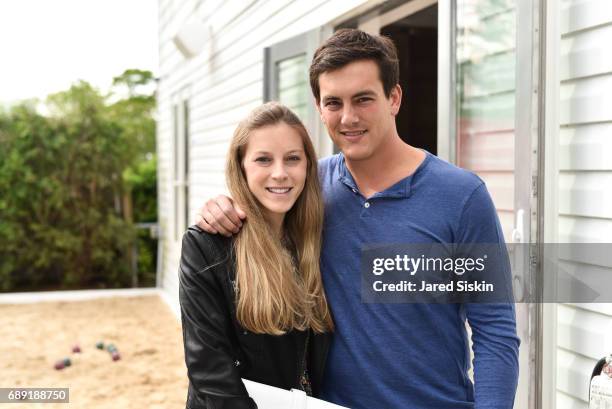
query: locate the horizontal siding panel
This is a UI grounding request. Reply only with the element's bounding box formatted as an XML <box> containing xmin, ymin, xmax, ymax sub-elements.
<box><xmin>189</xmin><ymin>182</ymin><xmax>228</xmax><ymax>201</ymax></box>
<box><xmin>560</xmin><ymin>74</ymin><xmax>612</xmax><ymax>125</ymax></box>
<box><xmin>560</xmin><ymin>24</ymin><xmax>612</xmax><ymax>80</ymax></box>
<box><xmin>557</xmin><ymin>244</ymin><xmax>612</xmax><ymax>269</ymax></box>
<box><xmin>265</xmin><ymin>0</ymin><xmax>367</xmax><ymax>46</ymax></box>
<box><xmin>556</xmin><ymin>261</ymin><xmax>612</xmax><ymax>304</ymax></box>
<box><xmin>190</xmin><ymin>174</ymin><xmax>226</xmax><ymax>190</ymax></box>
<box><xmin>560</xmin><ymin>123</ymin><xmax>612</xmax><ymax>170</ymax></box>
<box><xmin>458</xmin><ymin>131</ymin><xmax>514</xmax><ymax>171</ymax></box>
<box><xmin>191</xmin><ymin>82</ymin><xmax>262</xmax><ymax>118</ymax></box>
<box><xmin>559</xmin><ymin>215</ymin><xmax>612</xmax><ymax>242</ymax></box>
<box><xmin>191</xmin><ymin>100</ymin><xmax>262</xmax><ymax>133</ymax></box>
<box><xmin>189</xmin><ymin>167</ymin><xmax>227</xmax><ymax>181</ymax></box>
<box><xmin>559</xmin><ymin>172</ymin><xmax>612</xmax><ymax>218</ymax></box>
<box><xmin>158</xmin><ymin>0</ymin><xmax>174</xmax><ymax>20</ymax></box>
<box><xmin>189</xmin><ymin>156</ymin><xmax>228</xmax><ymax>174</ymax></box>
<box><xmin>191</xmin><ymin>61</ymin><xmax>262</xmax><ymax>105</ymax></box>
<box><xmin>192</xmin><ymin>124</ymin><xmax>238</xmax><ymax>146</ymax></box>
<box><xmin>207</xmin><ymin>0</ymin><xmax>281</xmax><ymax>46</ymax></box>
<box><xmin>561</xmin><ymin>0</ymin><xmax>612</xmax><ymax>35</ymax></box>
<box><xmin>211</xmin><ymin>0</ymin><xmax>321</xmax><ymax>52</ymax></box>
<box><xmin>190</xmin><ymin>143</ymin><xmax>230</xmax><ymax>160</ymax></box>
<box><xmin>566</xmin><ymin>303</ymin><xmax>612</xmax><ymax>316</ymax></box>
<box><xmin>168</xmin><ymin>44</ymin><xmax>262</xmax><ymax>99</ymax></box>
<box><xmin>557</xmin><ymin>303</ymin><xmax>612</xmax><ymax>359</ymax></box>
<box><xmin>556</xmin><ymin>390</ymin><xmax>588</xmax><ymax>409</ymax></box>
<box><xmin>556</xmin><ymin>348</ymin><xmax>595</xmax><ymax>403</ymax></box>
<box><xmin>205</xmin><ymin>0</ymin><xmax>261</xmax><ymax>37</ymax></box>
<box><xmin>158</xmin><ymin>0</ymin><xmax>200</xmax><ymax>39</ymax></box>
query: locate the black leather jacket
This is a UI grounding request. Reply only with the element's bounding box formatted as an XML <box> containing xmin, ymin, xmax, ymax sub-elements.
<box><xmin>179</xmin><ymin>226</ymin><xmax>331</xmax><ymax>409</ymax></box>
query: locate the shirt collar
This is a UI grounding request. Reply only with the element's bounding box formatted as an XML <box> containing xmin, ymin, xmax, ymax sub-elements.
<box><xmin>337</xmin><ymin>151</ymin><xmax>432</xmax><ymax>199</ymax></box>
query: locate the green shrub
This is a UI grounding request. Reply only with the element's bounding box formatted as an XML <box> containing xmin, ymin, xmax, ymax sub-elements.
<box><xmin>0</xmin><ymin>72</ymin><xmax>156</xmax><ymax>291</ymax></box>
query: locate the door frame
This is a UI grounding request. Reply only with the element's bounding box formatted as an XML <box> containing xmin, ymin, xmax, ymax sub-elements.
<box><xmin>515</xmin><ymin>0</ymin><xmax>551</xmax><ymax>408</ymax></box>
<box><xmin>540</xmin><ymin>0</ymin><xmax>561</xmax><ymax>407</ymax></box>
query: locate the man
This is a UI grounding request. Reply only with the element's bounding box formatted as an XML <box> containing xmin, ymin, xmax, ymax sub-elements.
<box><xmin>197</xmin><ymin>29</ymin><xmax>519</xmax><ymax>408</ymax></box>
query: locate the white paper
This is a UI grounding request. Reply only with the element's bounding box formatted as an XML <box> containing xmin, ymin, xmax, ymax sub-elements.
<box><xmin>590</xmin><ymin>375</ymin><xmax>612</xmax><ymax>409</ymax></box>
<box><xmin>242</xmin><ymin>379</ymin><xmax>350</xmax><ymax>409</ymax></box>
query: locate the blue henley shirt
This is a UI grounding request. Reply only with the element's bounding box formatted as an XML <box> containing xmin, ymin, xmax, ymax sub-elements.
<box><xmin>318</xmin><ymin>151</ymin><xmax>520</xmax><ymax>409</ymax></box>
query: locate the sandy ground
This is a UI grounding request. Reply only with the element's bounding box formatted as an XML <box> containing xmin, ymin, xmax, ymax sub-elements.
<box><xmin>0</xmin><ymin>295</ymin><xmax>188</xmax><ymax>408</ymax></box>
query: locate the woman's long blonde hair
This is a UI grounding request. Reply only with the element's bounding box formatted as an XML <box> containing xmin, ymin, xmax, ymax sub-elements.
<box><xmin>226</xmin><ymin>102</ymin><xmax>333</xmax><ymax>335</ymax></box>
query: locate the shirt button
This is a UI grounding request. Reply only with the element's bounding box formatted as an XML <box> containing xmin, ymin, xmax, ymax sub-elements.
<box><xmin>234</xmin><ymin>360</ymin><xmax>241</xmax><ymax>367</ymax></box>
<box><xmin>352</xmin><ymin>188</ymin><xmax>357</xmax><ymax>193</ymax></box>
<box><xmin>364</xmin><ymin>202</ymin><xmax>370</xmax><ymax>208</ymax></box>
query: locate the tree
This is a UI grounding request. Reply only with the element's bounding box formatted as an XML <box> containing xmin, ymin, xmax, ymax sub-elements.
<box><xmin>109</xmin><ymin>70</ymin><xmax>158</xmax><ymax>285</ymax></box>
<box><xmin>0</xmin><ymin>71</ymin><xmax>157</xmax><ymax>291</ymax></box>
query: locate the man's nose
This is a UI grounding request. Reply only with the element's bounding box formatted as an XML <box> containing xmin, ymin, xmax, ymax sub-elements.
<box><xmin>340</xmin><ymin>105</ymin><xmax>359</xmax><ymax>126</ymax></box>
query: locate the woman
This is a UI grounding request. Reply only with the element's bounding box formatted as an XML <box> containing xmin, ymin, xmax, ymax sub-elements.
<box><xmin>179</xmin><ymin>102</ymin><xmax>334</xmax><ymax>409</ymax></box>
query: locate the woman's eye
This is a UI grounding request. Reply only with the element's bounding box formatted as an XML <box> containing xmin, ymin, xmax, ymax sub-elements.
<box><xmin>255</xmin><ymin>157</ymin><xmax>271</xmax><ymax>163</ymax></box>
<box><xmin>286</xmin><ymin>155</ymin><xmax>301</xmax><ymax>162</ymax></box>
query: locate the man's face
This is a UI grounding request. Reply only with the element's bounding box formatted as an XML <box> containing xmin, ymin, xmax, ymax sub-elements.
<box><xmin>316</xmin><ymin>60</ymin><xmax>401</xmax><ymax>162</ymax></box>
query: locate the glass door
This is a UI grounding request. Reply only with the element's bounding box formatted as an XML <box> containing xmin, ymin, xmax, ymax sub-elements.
<box><xmin>454</xmin><ymin>1</ymin><xmax>541</xmax><ymax>408</ymax></box>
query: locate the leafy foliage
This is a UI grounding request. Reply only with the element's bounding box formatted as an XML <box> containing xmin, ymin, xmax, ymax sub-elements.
<box><xmin>0</xmin><ymin>71</ymin><xmax>157</xmax><ymax>291</ymax></box>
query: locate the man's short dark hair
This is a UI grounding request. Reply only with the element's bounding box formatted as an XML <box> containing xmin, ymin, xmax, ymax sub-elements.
<box><xmin>309</xmin><ymin>28</ymin><xmax>399</xmax><ymax>102</ymax></box>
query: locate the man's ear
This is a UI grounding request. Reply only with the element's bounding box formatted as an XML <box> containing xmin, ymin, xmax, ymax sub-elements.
<box><xmin>390</xmin><ymin>84</ymin><xmax>402</xmax><ymax>116</ymax></box>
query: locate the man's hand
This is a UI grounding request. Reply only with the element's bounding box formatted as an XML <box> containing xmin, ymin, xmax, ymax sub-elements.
<box><xmin>195</xmin><ymin>195</ymin><xmax>246</xmax><ymax>237</ymax></box>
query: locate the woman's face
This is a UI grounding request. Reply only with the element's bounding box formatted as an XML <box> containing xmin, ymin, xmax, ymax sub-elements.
<box><xmin>242</xmin><ymin>122</ymin><xmax>307</xmax><ymax>227</ymax></box>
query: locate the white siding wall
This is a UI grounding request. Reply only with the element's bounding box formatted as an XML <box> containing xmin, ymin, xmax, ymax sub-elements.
<box><xmin>157</xmin><ymin>0</ymin><xmax>370</xmax><ymax>314</ymax></box>
<box><xmin>556</xmin><ymin>1</ymin><xmax>612</xmax><ymax>407</ymax></box>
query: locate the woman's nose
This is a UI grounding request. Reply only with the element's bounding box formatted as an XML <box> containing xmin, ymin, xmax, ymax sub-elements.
<box><xmin>271</xmin><ymin>162</ymin><xmax>288</xmax><ymax>179</ymax></box>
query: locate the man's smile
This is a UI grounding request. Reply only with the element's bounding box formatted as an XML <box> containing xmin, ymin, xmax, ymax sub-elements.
<box><xmin>340</xmin><ymin>130</ymin><xmax>367</xmax><ymax>142</ymax></box>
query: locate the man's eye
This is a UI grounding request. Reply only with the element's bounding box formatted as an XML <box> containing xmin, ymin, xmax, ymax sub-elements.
<box><xmin>325</xmin><ymin>100</ymin><xmax>340</xmax><ymax>107</ymax></box>
<box><xmin>357</xmin><ymin>97</ymin><xmax>373</xmax><ymax>103</ymax></box>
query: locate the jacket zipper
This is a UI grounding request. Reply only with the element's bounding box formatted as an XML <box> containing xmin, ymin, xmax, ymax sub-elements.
<box><xmin>298</xmin><ymin>330</ymin><xmax>312</xmax><ymax>395</ymax></box>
